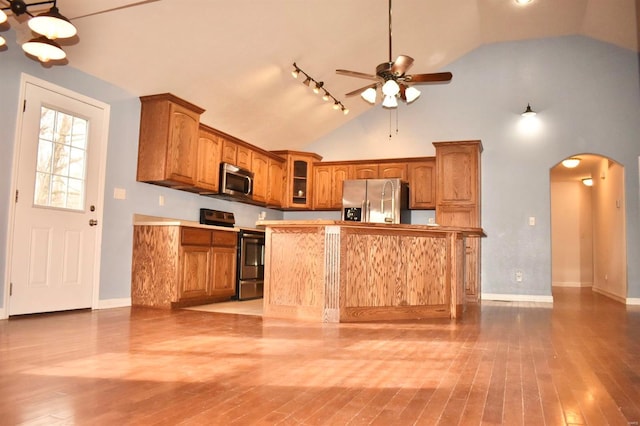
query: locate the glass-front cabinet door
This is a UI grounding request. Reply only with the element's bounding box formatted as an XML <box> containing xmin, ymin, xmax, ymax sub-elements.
<box><xmin>271</xmin><ymin>151</ymin><xmax>322</xmax><ymax>209</ymax></box>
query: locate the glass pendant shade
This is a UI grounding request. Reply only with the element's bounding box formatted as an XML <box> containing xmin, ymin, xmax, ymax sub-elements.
<box><xmin>1</xmin><ymin>9</ymin><xmax>8</xmax><ymax>24</ymax></box>
<box><xmin>28</xmin><ymin>7</ymin><xmax>77</xmax><ymax>39</ymax></box>
<box><xmin>361</xmin><ymin>87</ymin><xmax>377</xmax><ymax>104</ymax></box>
<box><xmin>22</xmin><ymin>36</ymin><xmax>66</xmax><ymax>62</ymax></box>
<box><xmin>382</xmin><ymin>95</ymin><xmax>398</xmax><ymax>108</ymax></box>
<box><xmin>404</xmin><ymin>86</ymin><xmax>421</xmax><ymax>103</ymax></box>
<box><xmin>382</xmin><ymin>79</ymin><xmax>400</xmax><ymax>96</ymax></box>
<box><xmin>0</xmin><ymin>35</ymin><xmax>6</xmax><ymax>47</ymax></box>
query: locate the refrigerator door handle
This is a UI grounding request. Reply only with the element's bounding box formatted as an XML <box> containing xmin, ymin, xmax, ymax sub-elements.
<box><xmin>366</xmin><ymin>199</ymin><xmax>370</xmax><ymax>222</ymax></box>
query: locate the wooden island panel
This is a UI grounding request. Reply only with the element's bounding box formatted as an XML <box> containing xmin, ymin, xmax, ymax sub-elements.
<box><xmin>262</xmin><ymin>220</ymin><xmax>476</xmax><ymax>322</ymax></box>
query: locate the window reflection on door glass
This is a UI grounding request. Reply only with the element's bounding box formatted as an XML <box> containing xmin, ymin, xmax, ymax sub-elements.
<box><xmin>34</xmin><ymin>106</ymin><xmax>88</xmax><ymax>210</ymax></box>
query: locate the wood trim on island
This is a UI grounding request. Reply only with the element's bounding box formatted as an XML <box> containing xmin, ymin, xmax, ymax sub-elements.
<box><xmin>259</xmin><ymin>220</ymin><xmax>484</xmax><ymax>322</ymax></box>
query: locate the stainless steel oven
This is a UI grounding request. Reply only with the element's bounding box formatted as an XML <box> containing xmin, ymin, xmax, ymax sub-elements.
<box><xmin>237</xmin><ymin>229</ymin><xmax>265</xmax><ymax>300</ymax></box>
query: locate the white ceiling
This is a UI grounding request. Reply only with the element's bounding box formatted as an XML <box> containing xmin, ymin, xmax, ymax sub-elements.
<box><xmin>6</xmin><ymin>0</ymin><xmax>639</xmax><ymax>150</ymax></box>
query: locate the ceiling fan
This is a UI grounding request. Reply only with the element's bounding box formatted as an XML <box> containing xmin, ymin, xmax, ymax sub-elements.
<box><xmin>336</xmin><ymin>0</ymin><xmax>452</xmax><ymax>108</ymax></box>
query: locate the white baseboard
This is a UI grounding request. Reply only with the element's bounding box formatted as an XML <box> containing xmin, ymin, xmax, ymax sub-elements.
<box><xmin>0</xmin><ymin>306</ymin><xmax>6</xmax><ymax>320</ymax></box>
<box><xmin>591</xmin><ymin>287</ymin><xmax>626</xmax><ymax>304</ymax></box>
<box><xmin>552</xmin><ymin>281</ymin><xmax>592</xmax><ymax>288</ymax></box>
<box><xmin>95</xmin><ymin>298</ymin><xmax>131</xmax><ymax>310</ymax></box>
<box><xmin>627</xmin><ymin>298</ymin><xmax>640</xmax><ymax>306</ymax></box>
<box><xmin>481</xmin><ymin>293</ymin><xmax>554</xmax><ymax>303</ymax></box>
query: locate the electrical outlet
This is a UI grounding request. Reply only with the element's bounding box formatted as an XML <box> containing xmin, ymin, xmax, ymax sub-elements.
<box><xmin>515</xmin><ymin>270</ymin><xmax>523</xmax><ymax>282</ymax></box>
<box><xmin>159</xmin><ymin>195</ymin><xmax>165</xmax><ymax>206</ymax></box>
<box><xmin>529</xmin><ymin>216</ymin><xmax>535</xmax><ymax>226</ymax></box>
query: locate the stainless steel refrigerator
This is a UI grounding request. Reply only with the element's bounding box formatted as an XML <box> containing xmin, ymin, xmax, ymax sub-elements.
<box><xmin>341</xmin><ymin>178</ymin><xmax>410</xmax><ymax>224</ymax></box>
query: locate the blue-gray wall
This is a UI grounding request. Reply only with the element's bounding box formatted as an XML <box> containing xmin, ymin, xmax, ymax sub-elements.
<box><xmin>1</xmin><ymin>34</ymin><xmax>639</xmax><ymax>311</ymax></box>
<box><xmin>301</xmin><ymin>36</ymin><xmax>640</xmax><ymax>299</ymax></box>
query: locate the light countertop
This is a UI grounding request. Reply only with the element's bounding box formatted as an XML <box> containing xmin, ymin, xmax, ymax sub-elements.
<box><xmin>133</xmin><ymin>214</ymin><xmax>264</xmax><ymax>233</ymax></box>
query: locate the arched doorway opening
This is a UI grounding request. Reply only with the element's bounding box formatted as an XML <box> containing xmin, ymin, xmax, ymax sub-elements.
<box><xmin>550</xmin><ymin>154</ymin><xmax>627</xmax><ymax>302</ymax></box>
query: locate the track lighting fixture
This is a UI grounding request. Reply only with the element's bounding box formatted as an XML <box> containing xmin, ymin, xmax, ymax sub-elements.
<box><xmin>0</xmin><ymin>0</ymin><xmax>77</xmax><ymax>63</ymax></box>
<box><xmin>291</xmin><ymin>63</ymin><xmax>348</xmax><ymax>115</ymax></box>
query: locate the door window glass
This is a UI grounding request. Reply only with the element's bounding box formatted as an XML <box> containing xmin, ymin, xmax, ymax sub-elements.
<box><xmin>34</xmin><ymin>106</ymin><xmax>88</xmax><ymax>210</ymax></box>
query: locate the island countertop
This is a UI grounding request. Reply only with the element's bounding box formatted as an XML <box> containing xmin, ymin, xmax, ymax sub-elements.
<box><xmin>259</xmin><ymin>220</ymin><xmax>484</xmax><ymax>322</ymax></box>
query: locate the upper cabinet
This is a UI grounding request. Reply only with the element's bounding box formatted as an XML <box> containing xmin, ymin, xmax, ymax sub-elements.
<box><xmin>434</xmin><ymin>141</ymin><xmax>481</xmax><ymax>208</ymax></box>
<box><xmin>251</xmin><ymin>150</ymin><xmax>269</xmax><ymax>204</ymax></box>
<box><xmin>136</xmin><ymin>93</ymin><xmax>205</xmax><ymax>189</ymax></box>
<box><xmin>313</xmin><ymin>163</ymin><xmax>353</xmax><ymax>210</ymax></box>
<box><xmin>195</xmin><ymin>124</ymin><xmax>223</xmax><ymax>193</ymax></box>
<box><xmin>267</xmin><ymin>158</ymin><xmax>284</xmax><ymax>207</ymax></box>
<box><xmin>353</xmin><ymin>164</ymin><xmax>379</xmax><ymax>179</ymax></box>
<box><xmin>273</xmin><ymin>151</ymin><xmax>322</xmax><ymax>209</ymax></box>
<box><xmin>380</xmin><ymin>162</ymin><xmax>407</xmax><ymax>180</ymax></box>
<box><xmin>408</xmin><ymin>159</ymin><xmax>436</xmax><ymax>209</ymax></box>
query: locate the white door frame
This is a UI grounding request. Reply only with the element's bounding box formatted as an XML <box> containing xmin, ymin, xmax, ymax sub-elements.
<box><xmin>2</xmin><ymin>73</ymin><xmax>110</xmax><ymax>319</ymax></box>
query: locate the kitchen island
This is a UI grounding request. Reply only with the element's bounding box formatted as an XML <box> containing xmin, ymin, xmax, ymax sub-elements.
<box><xmin>257</xmin><ymin>220</ymin><xmax>484</xmax><ymax>322</ymax></box>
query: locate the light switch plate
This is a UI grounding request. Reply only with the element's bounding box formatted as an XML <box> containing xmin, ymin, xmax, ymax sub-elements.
<box><xmin>529</xmin><ymin>216</ymin><xmax>535</xmax><ymax>226</ymax></box>
<box><xmin>113</xmin><ymin>187</ymin><xmax>126</xmax><ymax>200</ymax></box>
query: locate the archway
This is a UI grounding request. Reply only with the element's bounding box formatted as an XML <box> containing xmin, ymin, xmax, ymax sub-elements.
<box><xmin>550</xmin><ymin>154</ymin><xmax>627</xmax><ymax>302</ymax></box>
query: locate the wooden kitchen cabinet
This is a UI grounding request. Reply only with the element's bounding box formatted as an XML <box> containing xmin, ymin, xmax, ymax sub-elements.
<box><xmin>194</xmin><ymin>124</ymin><xmax>223</xmax><ymax>193</ymax></box>
<box><xmin>251</xmin><ymin>151</ymin><xmax>269</xmax><ymax>203</ymax></box>
<box><xmin>221</xmin><ymin>138</ymin><xmax>237</xmax><ymax>164</ymax></box>
<box><xmin>131</xmin><ymin>224</ymin><xmax>238</xmax><ymax>308</ymax></box>
<box><xmin>434</xmin><ymin>140</ymin><xmax>483</xmax><ymax>301</ymax></box>
<box><xmin>267</xmin><ymin>158</ymin><xmax>284</xmax><ymax>207</ymax></box>
<box><xmin>313</xmin><ymin>163</ymin><xmax>353</xmax><ymax>210</ymax></box>
<box><xmin>272</xmin><ymin>151</ymin><xmax>322</xmax><ymax>209</ymax></box>
<box><xmin>379</xmin><ymin>162</ymin><xmax>407</xmax><ymax>180</ymax></box>
<box><xmin>136</xmin><ymin>93</ymin><xmax>205</xmax><ymax>189</ymax></box>
<box><xmin>408</xmin><ymin>159</ymin><xmax>436</xmax><ymax>209</ymax></box>
<box><xmin>353</xmin><ymin>163</ymin><xmax>379</xmax><ymax>179</ymax></box>
<box><xmin>210</xmin><ymin>230</ymin><xmax>238</xmax><ymax>298</ymax></box>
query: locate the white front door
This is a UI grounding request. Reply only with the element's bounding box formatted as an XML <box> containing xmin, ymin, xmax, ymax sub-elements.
<box><xmin>8</xmin><ymin>77</ymin><xmax>109</xmax><ymax>316</ymax></box>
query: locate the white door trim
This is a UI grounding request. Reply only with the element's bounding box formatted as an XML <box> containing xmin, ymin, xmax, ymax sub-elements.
<box><xmin>2</xmin><ymin>73</ymin><xmax>110</xmax><ymax>319</ymax></box>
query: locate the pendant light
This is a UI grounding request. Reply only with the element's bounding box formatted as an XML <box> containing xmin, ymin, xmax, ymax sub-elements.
<box><xmin>28</xmin><ymin>5</ymin><xmax>77</xmax><ymax>40</ymax></box>
<box><xmin>1</xmin><ymin>0</ymin><xmax>77</xmax><ymax>63</ymax></box>
<box><xmin>22</xmin><ymin>36</ymin><xmax>66</xmax><ymax>62</ymax></box>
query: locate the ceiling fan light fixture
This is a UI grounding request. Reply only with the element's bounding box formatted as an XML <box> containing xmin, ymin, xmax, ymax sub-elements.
<box><xmin>28</xmin><ymin>6</ymin><xmax>77</xmax><ymax>39</ymax></box>
<box><xmin>361</xmin><ymin>87</ymin><xmax>377</xmax><ymax>104</ymax></box>
<box><xmin>382</xmin><ymin>79</ymin><xmax>400</xmax><ymax>96</ymax></box>
<box><xmin>404</xmin><ymin>86</ymin><xmax>421</xmax><ymax>103</ymax></box>
<box><xmin>0</xmin><ymin>35</ymin><xmax>6</xmax><ymax>47</ymax></box>
<box><xmin>22</xmin><ymin>35</ymin><xmax>66</xmax><ymax>62</ymax></box>
<box><xmin>0</xmin><ymin>9</ymin><xmax>7</xmax><ymax>24</ymax></box>
<box><xmin>382</xmin><ymin>95</ymin><xmax>398</xmax><ymax>108</ymax></box>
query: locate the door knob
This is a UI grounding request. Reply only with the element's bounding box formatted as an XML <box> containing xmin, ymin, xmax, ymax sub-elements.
<box><xmin>89</xmin><ymin>219</ymin><xmax>98</xmax><ymax>226</ymax></box>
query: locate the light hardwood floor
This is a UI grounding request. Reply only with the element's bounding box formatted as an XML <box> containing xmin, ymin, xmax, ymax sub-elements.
<box><xmin>1</xmin><ymin>288</ymin><xmax>639</xmax><ymax>425</ymax></box>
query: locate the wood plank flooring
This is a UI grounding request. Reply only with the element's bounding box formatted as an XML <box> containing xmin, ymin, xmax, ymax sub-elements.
<box><xmin>1</xmin><ymin>288</ymin><xmax>639</xmax><ymax>425</ymax></box>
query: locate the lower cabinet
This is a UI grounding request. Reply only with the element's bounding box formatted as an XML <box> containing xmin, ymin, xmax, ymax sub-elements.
<box><xmin>131</xmin><ymin>225</ymin><xmax>237</xmax><ymax>308</ymax></box>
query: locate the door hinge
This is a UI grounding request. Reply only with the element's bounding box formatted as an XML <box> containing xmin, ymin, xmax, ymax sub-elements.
<box><xmin>15</xmin><ymin>190</ymin><xmax>19</xmax><ymax>203</ymax></box>
<box><xmin>9</xmin><ymin>282</ymin><xmax>12</xmax><ymax>296</ymax></box>
<box><xmin>23</xmin><ymin>99</ymin><xmax>26</xmax><ymax>112</ymax></box>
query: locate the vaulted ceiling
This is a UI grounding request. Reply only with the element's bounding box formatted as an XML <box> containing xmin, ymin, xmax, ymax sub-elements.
<box><xmin>5</xmin><ymin>0</ymin><xmax>639</xmax><ymax>150</ymax></box>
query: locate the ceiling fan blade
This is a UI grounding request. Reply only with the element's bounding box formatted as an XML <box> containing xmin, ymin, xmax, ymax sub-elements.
<box><xmin>345</xmin><ymin>83</ymin><xmax>378</xmax><ymax>97</ymax></box>
<box><xmin>70</xmin><ymin>0</ymin><xmax>160</xmax><ymax>20</ymax></box>
<box><xmin>336</xmin><ymin>69</ymin><xmax>379</xmax><ymax>81</ymax></box>
<box><xmin>406</xmin><ymin>72</ymin><xmax>453</xmax><ymax>83</ymax></box>
<box><xmin>390</xmin><ymin>55</ymin><xmax>414</xmax><ymax>76</ymax></box>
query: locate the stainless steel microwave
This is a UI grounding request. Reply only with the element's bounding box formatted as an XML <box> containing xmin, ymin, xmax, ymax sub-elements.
<box><xmin>220</xmin><ymin>163</ymin><xmax>253</xmax><ymax>199</ymax></box>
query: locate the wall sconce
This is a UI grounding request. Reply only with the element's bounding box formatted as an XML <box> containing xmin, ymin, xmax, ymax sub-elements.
<box><xmin>292</xmin><ymin>62</ymin><xmax>349</xmax><ymax>115</ymax></box>
<box><xmin>521</xmin><ymin>103</ymin><xmax>536</xmax><ymax>117</ymax></box>
<box><xmin>582</xmin><ymin>178</ymin><xmax>593</xmax><ymax>187</ymax></box>
<box><xmin>0</xmin><ymin>0</ymin><xmax>77</xmax><ymax>63</ymax></box>
<box><xmin>562</xmin><ymin>157</ymin><xmax>580</xmax><ymax>168</ymax></box>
